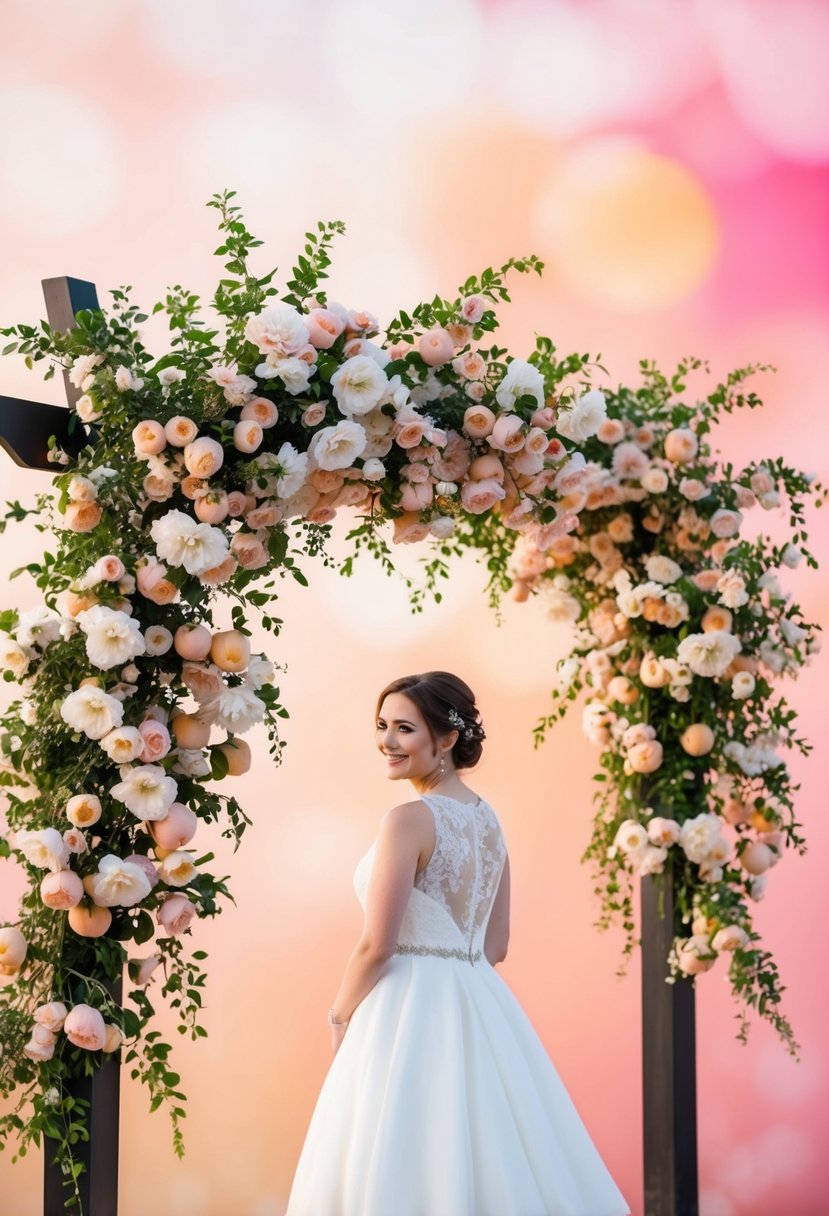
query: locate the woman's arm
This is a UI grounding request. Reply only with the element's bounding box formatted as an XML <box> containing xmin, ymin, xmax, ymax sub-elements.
<box><xmin>484</xmin><ymin>853</ymin><xmax>510</xmax><ymax>965</ymax></box>
<box><xmin>329</xmin><ymin>800</ymin><xmax>427</xmax><ymax>1025</ymax></box>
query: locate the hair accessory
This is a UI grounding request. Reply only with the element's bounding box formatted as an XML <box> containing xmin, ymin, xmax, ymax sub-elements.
<box><xmin>447</xmin><ymin>705</ymin><xmax>474</xmax><ymax>740</ymax></box>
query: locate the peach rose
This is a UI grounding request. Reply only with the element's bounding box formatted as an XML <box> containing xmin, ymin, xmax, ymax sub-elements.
<box><xmin>156</xmin><ymin>893</ymin><xmax>197</xmax><ymax>936</ymax></box>
<box><xmin>199</xmin><ymin>555</ymin><xmax>238</xmax><ymax>586</ymax></box>
<box><xmin>149</xmin><ymin>803</ymin><xmax>198</xmax><ymax>849</ymax></box>
<box><xmin>639</xmin><ymin>654</ymin><xmax>670</xmax><ymax>689</ymax></box>
<box><xmin>64</xmin><ymin>501</ymin><xmax>102</xmax><ymax>532</ymax></box>
<box><xmin>395</xmin><ymin>419</ymin><xmax>427</xmax><ymax>449</ymax></box>
<box><xmin>701</xmin><ymin>605</ymin><xmax>733</xmax><ymax>633</ymax></box>
<box><xmin>40</xmin><ymin>870</ymin><xmax>84</xmax><ymax>910</ymax></box>
<box><xmin>709</xmin><ymin>508</ymin><xmax>742</xmax><ymax>538</ymax></box>
<box><xmin>606</xmin><ymin>676</ymin><xmax>639</xmax><ymax>706</ymax></box>
<box><xmin>67</xmin><ymin>903</ymin><xmax>112</xmax><ymax>938</ymax></box>
<box><xmin>102</xmin><ymin>1023</ymin><xmax>124</xmax><ymax>1053</ymax></box>
<box><xmin>677</xmin><ymin>936</ymin><xmax>716</xmax><ymax>975</ymax></box>
<box><xmin>445</xmin><ymin>322</ymin><xmax>472</xmax><ymax>346</ymax></box>
<box><xmin>392</xmin><ymin>511</ymin><xmax>431</xmax><ymax>544</ymax></box>
<box><xmin>230</xmin><ymin>532</ymin><xmax>269</xmax><ymax>569</ymax></box>
<box><xmin>132</xmin><ymin>420</ymin><xmax>167</xmax><ymax>455</ymax></box>
<box><xmin>469</xmin><ymin>453</ymin><xmax>505</xmax><ymax>482</ymax></box>
<box><xmin>487</xmin><ymin>413</ymin><xmax>525</xmax><ymax>453</ymax></box>
<box><xmin>460</xmin><ymin>294</ymin><xmax>485</xmax><ymax>323</ymax></box>
<box><xmin>194</xmin><ymin>491</ymin><xmax>229</xmax><ymax>524</ymax></box>
<box><xmin>63</xmin><ymin>1003</ymin><xmax>106</xmax><ymax>1051</ymax></box>
<box><xmin>647</xmin><ymin>817</ymin><xmax>680</xmax><ymax>846</ymax></box>
<box><xmin>66</xmin><ymin>794</ymin><xmax>102</xmax><ymax>828</ymax></box>
<box><xmin>419</xmin><ymin>327</ymin><xmax>454</xmax><ymax>367</ymax></box>
<box><xmin>596</xmin><ymin>419</ymin><xmax>625</xmax><ymax>444</ymax></box>
<box><xmin>180</xmin><ymin>662</ymin><xmax>225</xmax><ymax>701</ymax></box>
<box><xmin>174</xmin><ymin>623</ymin><xmax>212</xmax><ymax>660</ymax></box>
<box><xmin>452</xmin><ymin>351</ymin><xmax>486</xmax><ymax>381</ymax></box>
<box><xmin>210</xmin><ymin>629</ymin><xmax>250</xmax><ymax>673</ymax></box>
<box><xmin>663</xmin><ymin>428</ymin><xmax>698</xmax><ymax>464</ymax></box>
<box><xmin>245</xmin><ymin>502</ymin><xmax>282</xmax><ymax>529</ymax></box>
<box><xmin>462</xmin><ymin>405</ymin><xmax>496</xmax><ymax>438</ymax></box>
<box><xmin>233</xmin><ymin>420</ymin><xmax>263</xmax><ymax>454</ymax></box>
<box><xmin>34</xmin><ymin>1000</ymin><xmax>69</xmax><ymax>1032</ymax></box>
<box><xmin>164</xmin><ymin>416</ymin><xmax>198</xmax><ymax>447</ymax></box>
<box><xmin>23</xmin><ymin>1023</ymin><xmax>57</xmax><ymax>1061</ymax></box>
<box><xmin>170</xmin><ymin>713</ymin><xmax>211</xmax><ymax>749</ymax></box>
<box><xmin>310</xmin><ymin>468</ymin><xmax>345</xmax><ymax>493</ymax></box>
<box><xmin>184</xmin><ymin>436</ymin><xmax>224</xmax><ymax>478</ymax></box>
<box><xmin>136</xmin><ymin>558</ymin><xmax>179</xmax><ymax>606</ymax></box>
<box><xmin>680</xmin><ymin>723</ymin><xmax>715</xmax><ymax>756</ymax></box>
<box><xmin>301</xmin><ymin>402</ymin><xmax>327</xmax><ymax>427</ymax></box>
<box><xmin>307</xmin><ymin>308</ymin><xmax>345</xmax><ymax>349</ymax></box>
<box><xmin>180</xmin><ymin>475</ymin><xmax>208</xmax><ymax>500</ymax></box>
<box><xmin>692</xmin><ymin>570</ymin><xmax>721</xmax><ymax>593</ymax></box>
<box><xmin>628</xmin><ymin>740</ymin><xmax>664</xmax><ymax>774</ymax></box>
<box><xmin>0</xmin><ymin>926</ymin><xmax>28</xmax><ymax>972</ymax></box>
<box><xmin>241</xmin><ymin>397</ymin><xmax>279</xmax><ymax>428</ymax></box>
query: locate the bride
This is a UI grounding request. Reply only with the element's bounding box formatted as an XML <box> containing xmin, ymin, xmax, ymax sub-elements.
<box><xmin>286</xmin><ymin>670</ymin><xmax>629</xmax><ymax>1216</ymax></box>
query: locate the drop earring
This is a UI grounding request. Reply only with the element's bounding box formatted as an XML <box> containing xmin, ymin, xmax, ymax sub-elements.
<box><xmin>439</xmin><ymin>755</ymin><xmax>446</xmax><ymax>777</ymax></box>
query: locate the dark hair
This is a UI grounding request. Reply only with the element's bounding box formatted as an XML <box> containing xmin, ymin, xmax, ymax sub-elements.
<box><xmin>375</xmin><ymin>671</ymin><xmax>486</xmax><ymax>770</ymax></box>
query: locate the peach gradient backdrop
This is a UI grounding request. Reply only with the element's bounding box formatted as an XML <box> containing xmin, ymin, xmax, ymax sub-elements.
<box><xmin>1</xmin><ymin>3</ymin><xmax>828</xmax><ymax>1214</ymax></box>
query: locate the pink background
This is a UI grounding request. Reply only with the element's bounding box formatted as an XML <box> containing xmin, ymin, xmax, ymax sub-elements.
<box><xmin>1</xmin><ymin>3</ymin><xmax>828</xmax><ymax>1213</ymax></box>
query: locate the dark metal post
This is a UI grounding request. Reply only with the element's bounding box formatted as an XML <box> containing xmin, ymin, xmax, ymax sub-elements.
<box><xmin>641</xmin><ymin>870</ymin><xmax>699</xmax><ymax>1216</ymax></box>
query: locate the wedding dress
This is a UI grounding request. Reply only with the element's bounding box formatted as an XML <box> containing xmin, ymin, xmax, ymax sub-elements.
<box><xmin>285</xmin><ymin>792</ymin><xmax>629</xmax><ymax>1216</ymax></box>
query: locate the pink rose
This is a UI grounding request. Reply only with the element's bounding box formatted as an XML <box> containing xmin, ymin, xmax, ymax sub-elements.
<box><xmin>134</xmin><ymin>955</ymin><xmax>162</xmax><ymax>985</ymax></box>
<box><xmin>63</xmin><ymin>1003</ymin><xmax>107</xmax><ymax>1051</ymax></box>
<box><xmin>305</xmin><ymin>502</ymin><xmax>337</xmax><ymax>524</ymax></box>
<box><xmin>487</xmin><ymin>414</ymin><xmax>525</xmax><ymax>453</ymax></box>
<box><xmin>225</xmin><ymin>491</ymin><xmax>249</xmax><ymax>517</ymax></box>
<box><xmin>138</xmin><ymin>719</ymin><xmax>171</xmax><ymax>763</ymax></box>
<box><xmin>452</xmin><ymin>351</ymin><xmax>486</xmax><ymax>381</ymax></box>
<box><xmin>663</xmin><ymin>428</ymin><xmax>698</xmax><ymax>464</ymax></box>
<box><xmin>523</xmin><ymin>427</ymin><xmax>549</xmax><ymax>456</ymax></box>
<box><xmin>137</xmin><ymin>558</ymin><xmax>179</xmax><ymax>606</ymax></box>
<box><xmin>692</xmin><ymin>569</ymin><xmax>721</xmax><ymax>593</ymax></box>
<box><xmin>419</xmin><ymin>328</ymin><xmax>454</xmax><ymax>367</ymax></box>
<box><xmin>245</xmin><ymin>503</ymin><xmax>282</xmax><ymax>529</ymax></box>
<box><xmin>345</xmin><ymin>309</ymin><xmax>379</xmax><ymax>336</ymax></box>
<box><xmin>306</xmin><ymin>308</ymin><xmax>345</xmax><ymax>349</ymax></box>
<box><xmin>333</xmin><ymin>483</ymin><xmax>370</xmax><ymax>509</ymax></box>
<box><xmin>445</xmin><ymin>322</ymin><xmax>472</xmax><ymax>346</ymax></box>
<box><xmin>461</xmin><ymin>477</ymin><xmax>507</xmax><ymax>515</ymax></box>
<box><xmin>123</xmin><ymin>853</ymin><xmax>160</xmax><ymax>890</ymax></box>
<box><xmin>194</xmin><ymin>491</ymin><xmax>230</xmax><ymax>525</ymax></box>
<box><xmin>310</xmin><ymin>469</ymin><xmax>345</xmax><ymax>493</ymax></box>
<box><xmin>181</xmin><ymin>662</ymin><xmax>225</xmax><ymax>702</ymax></box>
<box><xmin>676</xmin><ymin>936</ymin><xmax>716</xmax><ymax>975</ymax></box>
<box><xmin>184</xmin><ymin>436</ymin><xmax>224</xmax><ymax>478</ymax></box>
<box><xmin>23</xmin><ymin>1023</ymin><xmax>57</xmax><ymax>1062</ymax></box>
<box><xmin>431</xmin><ymin>430</ymin><xmax>471</xmax><ymax>482</ymax></box>
<box><xmin>465</xmin><ymin>381</ymin><xmax>486</xmax><ymax>402</ymax></box>
<box><xmin>301</xmin><ymin>402</ymin><xmax>327</xmax><ymax>427</ymax></box>
<box><xmin>233</xmin><ymin>420</ymin><xmax>263</xmax><ymax>454</ymax></box>
<box><xmin>460</xmin><ymin>295</ymin><xmax>485</xmax><ymax>324</ymax></box>
<box><xmin>709</xmin><ymin>508</ymin><xmax>743</xmax><ymax>538</ymax></box>
<box><xmin>199</xmin><ymin>555</ymin><xmax>238</xmax><ymax>586</ymax></box>
<box><xmin>679</xmin><ymin>477</ymin><xmax>708</xmax><ymax>502</ymax></box>
<box><xmin>396</xmin><ymin>420</ymin><xmax>427</xmax><ymax>449</ymax></box>
<box><xmin>40</xmin><ymin>870</ymin><xmax>84</xmax><ymax>910</ymax></box>
<box><xmin>93</xmin><ymin>555</ymin><xmax>126</xmax><ymax>582</ymax></box>
<box><xmin>64</xmin><ymin>501</ymin><xmax>102</xmax><ymax>532</ymax></box>
<box><xmin>462</xmin><ymin>408</ymin><xmax>496</xmax><ymax>444</ymax></box>
<box><xmin>400</xmin><ymin>480</ymin><xmax>434</xmax><ymax>512</ymax></box>
<box><xmin>530</xmin><ymin>406</ymin><xmax>556</xmax><ymax>429</ymax></box>
<box><xmin>596</xmin><ymin>419</ymin><xmax>625</xmax><ymax>444</ymax></box>
<box><xmin>164</xmin><ymin>416</ymin><xmax>198</xmax><ymax>447</ymax></box>
<box><xmin>509</xmin><ymin>449</ymin><xmax>544</xmax><ymax>477</ymax></box>
<box><xmin>132</xmin><ymin>420</ymin><xmax>167</xmax><ymax>456</ymax></box>
<box><xmin>156</xmin><ymin>893</ymin><xmax>197</xmax><ymax>936</ymax></box>
<box><xmin>63</xmin><ymin>828</ymin><xmax>88</xmax><ymax>854</ymax></box>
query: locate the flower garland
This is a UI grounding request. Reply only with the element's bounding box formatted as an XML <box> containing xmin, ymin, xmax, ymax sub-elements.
<box><xmin>0</xmin><ymin>193</ymin><xmax>603</xmax><ymax>1207</ymax></box>
<box><xmin>520</xmin><ymin>359</ymin><xmax>823</xmax><ymax>1052</ymax></box>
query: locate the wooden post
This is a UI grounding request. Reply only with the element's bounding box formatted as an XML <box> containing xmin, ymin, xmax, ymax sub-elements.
<box><xmin>641</xmin><ymin>869</ymin><xmax>699</xmax><ymax>1216</ymax></box>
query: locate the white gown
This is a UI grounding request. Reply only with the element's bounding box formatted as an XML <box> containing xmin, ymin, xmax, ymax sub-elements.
<box><xmin>285</xmin><ymin>792</ymin><xmax>630</xmax><ymax>1216</ymax></box>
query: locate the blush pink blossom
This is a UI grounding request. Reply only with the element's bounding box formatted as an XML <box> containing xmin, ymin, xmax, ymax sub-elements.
<box><xmin>230</xmin><ymin>533</ymin><xmax>269</xmax><ymax>569</ymax></box>
<box><xmin>301</xmin><ymin>402</ymin><xmax>327</xmax><ymax>427</ymax></box>
<box><xmin>488</xmin><ymin>413</ymin><xmax>525</xmax><ymax>453</ymax></box>
<box><xmin>418</xmin><ymin>328</ymin><xmax>454</xmax><ymax>367</ymax></box>
<box><xmin>396</xmin><ymin>419</ymin><xmax>427</xmax><ymax>449</ymax></box>
<box><xmin>306</xmin><ymin>308</ymin><xmax>345</xmax><ymax>349</ymax></box>
<box><xmin>34</xmin><ymin>1001</ymin><xmax>69</xmax><ymax>1032</ymax></box>
<box><xmin>452</xmin><ymin>351</ymin><xmax>486</xmax><ymax>381</ymax></box>
<box><xmin>233</xmin><ymin>420</ymin><xmax>263</xmax><ymax>454</ymax></box>
<box><xmin>241</xmin><ymin>397</ymin><xmax>279</xmax><ymax>428</ymax></box>
<box><xmin>93</xmin><ymin>555</ymin><xmax>126</xmax><ymax>582</ymax></box>
<box><xmin>225</xmin><ymin>491</ymin><xmax>249</xmax><ymax>517</ymax></box>
<box><xmin>400</xmin><ymin>480</ymin><xmax>434</xmax><ymax>512</ymax></box>
<box><xmin>460</xmin><ymin>295</ymin><xmax>486</xmax><ymax>324</ymax></box>
<box><xmin>245</xmin><ymin>503</ymin><xmax>282</xmax><ymax>529</ymax></box>
<box><xmin>156</xmin><ymin>893</ymin><xmax>197</xmax><ymax>936</ymax></box>
<box><xmin>40</xmin><ymin>870</ymin><xmax>84</xmax><ymax>910</ymax></box>
<box><xmin>461</xmin><ymin>478</ymin><xmax>507</xmax><ymax>515</ymax></box>
<box><xmin>392</xmin><ymin>512</ymin><xmax>431</xmax><ymax>544</ymax></box>
<box><xmin>463</xmin><ymin>405</ymin><xmax>496</xmax><ymax>438</ymax></box>
<box><xmin>132</xmin><ymin>420</ymin><xmax>167</xmax><ymax>455</ymax></box>
<box><xmin>138</xmin><ymin>719</ymin><xmax>171</xmax><ymax>763</ymax></box>
<box><xmin>63</xmin><ymin>1003</ymin><xmax>106</xmax><ymax>1051</ymax></box>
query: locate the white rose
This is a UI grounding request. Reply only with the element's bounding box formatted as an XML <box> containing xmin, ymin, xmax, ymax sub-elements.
<box><xmin>256</xmin><ymin>355</ymin><xmax>313</xmax><ymax>396</ymax></box>
<box><xmin>110</xmin><ymin>764</ymin><xmax>178</xmax><ymax>821</ymax></box>
<box><xmin>158</xmin><ymin>367</ymin><xmax>185</xmax><ymax>387</ymax></box>
<box><xmin>144</xmin><ymin>626</ymin><xmax>173</xmax><ymax>656</ymax></box>
<box><xmin>780</xmin><ymin>617</ymin><xmax>807</xmax><ymax>647</ymax></box>
<box><xmin>151</xmin><ymin>509</ymin><xmax>229</xmax><ymax>575</ymax></box>
<box><xmin>331</xmin><ymin>355</ymin><xmax>389</xmax><ymax>416</ymax></box>
<box><xmin>495</xmin><ymin>359</ymin><xmax>546</xmax><ymax>411</ymax></box>
<box><xmin>731</xmin><ymin>672</ymin><xmax>755</xmax><ymax>699</ymax></box>
<box><xmin>60</xmin><ymin>685</ymin><xmax>124</xmax><ymax>739</ymax></box>
<box><xmin>644</xmin><ymin>555</ymin><xmax>683</xmax><ymax>584</ymax></box>
<box><xmin>676</xmin><ymin>630</ymin><xmax>741</xmax><ymax>678</ymax></box>
<box><xmin>68</xmin><ymin>353</ymin><xmax>103</xmax><ymax>388</ymax></box>
<box><xmin>613</xmin><ymin>820</ymin><xmax>648</xmax><ymax>856</ymax></box>
<box><xmin>430</xmin><ymin>516</ymin><xmax>456</xmax><ymax>539</ymax></box>
<box><xmin>157</xmin><ymin>852</ymin><xmax>197</xmax><ymax>888</ymax></box>
<box><xmin>555</xmin><ymin>390</ymin><xmax>607</xmax><ymax>442</ymax></box>
<box><xmin>99</xmin><ymin>726</ymin><xmax>145</xmax><ymax>764</ymax></box>
<box><xmin>201</xmin><ymin>685</ymin><xmax>265</xmax><ymax>734</ymax></box>
<box><xmin>89</xmin><ymin>854</ymin><xmax>152</xmax><ymax>907</ymax></box>
<box><xmin>542</xmin><ymin>586</ymin><xmax>582</xmax><ymax>623</ymax></box>
<box><xmin>361</xmin><ymin>458</ymin><xmax>386</xmax><ymax>481</ymax></box>
<box><xmin>14</xmin><ymin>828</ymin><xmax>70</xmax><ymax>873</ymax></box>
<box><xmin>636</xmin><ymin>845</ymin><xmax>668</xmax><ymax>876</ymax></box>
<box><xmin>716</xmin><ymin>572</ymin><xmax>749</xmax><ymax>609</ymax></box>
<box><xmin>273</xmin><ymin>442</ymin><xmax>309</xmax><ymax>499</ymax></box>
<box><xmin>77</xmin><ymin>605</ymin><xmax>146</xmax><ymax>670</ymax></box>
<box><xmin>0</xmin><ymin>636</ymin><xmax>33</xmax><ymax>677</ymax></box>
<box><xmin>641</xmin><ymin>467</ymin><xmax>669</xmax><ymax>494</ymax></box>
<box><xmin>245</xmin><ymin>303</ymin><xmax>309</xmax><ymax>356</ymax></box>
<box><xmin>758</xmin><ymin>638</ymin><xmax>786</xmax><ymax>673</ymax></box>
<box><xmin>678</xmin><ymin>812</ymin><xmax>722</xmax><ymax>864</ymax></box>
<box><xmin>781</xmin><ymin>544</ymin><xmax>802</xmax><ymax>569</ymax></box>
<box><xmin>245</xmin><ymin>655</ymin><xmax>275</xmax><ymax>690</ymax></box>
<box><xmin>171</xmin><ymin>749</ymin><xmax>212</xmax><ymax>778</ymax></box>
<box><xmin>308</xmin><ymin>420</ymin><xmax>367</xmax><ymax>471</ymax></box>
<box><xmin>15</xmin><ymin>606</ymin><xmax>63</xmax><ymax>650</ymax></box>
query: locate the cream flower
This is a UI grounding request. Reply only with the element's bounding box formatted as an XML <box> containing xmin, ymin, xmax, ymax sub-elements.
<box><xmin>495</xmin><ymin>359</ymin><xmax>545</xmax><ymax>411</ymax></box>
<box><xmin>308</xmin><ymin>420</ymin><xmax>368</xmax><ymax>471</ymax></box>
<box><xmin>0</xmin><ymin>636</ymin><xmax>33</xmax><ymax>678</ymax></box>
<box><xmin>99</xmin><ymin>726</ymin><xmax>145</xmax><ymax>764</ymax></box>
<box><xmin>644</xmin><ymin>555</ymin><xmax>683</xmax><ymax>584</ymax></box>
<box><xmin>245</xmin><ymin>303</ymin><xmax>309</xmax><ymax>356</ymax></box>
<box><xmin>613</xmin><ymin>820</ymin><xmax>648</xmax><ymax>855</ymax></box>
<box><xmin>676</xmin><ymin>630</ymin><xmax>741</xmax><ymax>678</ymax></box>
<box><xmin>110</xmin><ymin>764</ymin><xmax>178</xmax><ymax>821</ymax></box>
<box><xmin>555</xmin><ymin>390</ymin><xmax>607</xmax><ymax>442</ymax></box>
<box><xmin>60</xmin><ymin>685</ymin><xmax>124</xmax><ymax>739</ymax></box>
<box><xmin>157</xmin><ymin>852</ymin><xmax>197</xmax><ymax>888</ymax></box>
<box><xmin>15</xmin><ymin>605</ymin><xmax>63</xmax><ymax>650</ymax></box>
<box><xmin>731</xmin><ymin>671</ymin><xmax>756</xmax><ymax>699</ymax></box>
<box><xmin>14</xmin><ymin>828</ymin><xmax>70</xmax><ymax>873</ymax></box>
<box><xmin>144</xmin><ymin>625</ymin><xmax>174</xmax><ymax>656</ymax></box>
<box><xmin>331</xmin><ymin>355</ymin><xmax>389</xmax><ymax>416</ymax></box>
<box><xmin>716</xmin><ymin>571</ymin><xmax>749</xmax><ymax>608</ymax></box>
<box><xmin>151</xmin><ymin>509</ymin><xmax>229</xmax><ymax>575</ymax></box>
<box><xmin>272</xmin><ymin>442</ymin><xmax>309</xmax><ymax>499</ymax></box>
<box><xmin>245</xmin><ymin>654</ymin><xmax>276</xmax><ymax>690</ymax></box>
<box><xmin>678</xmin><ymin>813</ymin><xmax>722</xmax><ymax>864</ymax></box>
<box><xmin>77</xmin><ymin>605</ymin><xmax>146</xmax><ymax>670</ymax></box>
<box><xmin>88</xmin><ymin>854</ymin><xmax>152</xmax><ymax>907</ymax></box>
<box><xmin>201</xmin><ymin>686</ymin><xmax>265</xmax><ymax>734</ymax></box>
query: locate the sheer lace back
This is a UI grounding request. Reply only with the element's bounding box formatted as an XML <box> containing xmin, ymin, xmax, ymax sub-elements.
<box><xmin>353</xmin><ymin>793</ymin><xmax>508</xmax><ymax>964</ymax></box>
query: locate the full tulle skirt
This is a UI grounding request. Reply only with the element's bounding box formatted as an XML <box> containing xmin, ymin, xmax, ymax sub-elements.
<box><xmin>286</xmin><ymin>953</ymin><xmax>629</xmax><ymax>1216</ymax></box>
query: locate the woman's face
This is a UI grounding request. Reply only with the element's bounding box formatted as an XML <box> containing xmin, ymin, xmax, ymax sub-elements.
<box><xmin>376</xmin><ymin>691</ymin><xmax>450</xmax><ymax>783</ymax></box>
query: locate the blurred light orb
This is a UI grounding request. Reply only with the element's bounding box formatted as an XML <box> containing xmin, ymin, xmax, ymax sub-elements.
<box><xmin>534</xmin><ymin>138</ymin><xmax>718</xmax><ymax>310</ymax></box>
<box><xmin>0</xmin><ymin>85</ymin><xmax>121</xmax><ymax>236</ymax></box>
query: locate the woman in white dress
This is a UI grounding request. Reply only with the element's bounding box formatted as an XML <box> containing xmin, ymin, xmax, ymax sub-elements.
<box><xmin>286</xmin><ymin>671</ymin><xmax>629</xmax><ymax>1216</ymax></box>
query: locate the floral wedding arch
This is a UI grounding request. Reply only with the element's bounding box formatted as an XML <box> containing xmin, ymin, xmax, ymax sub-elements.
<box><xmin>0</xmin><ymin>194</ymin><xmax>821</xmax><ymax>1206</ymax></box>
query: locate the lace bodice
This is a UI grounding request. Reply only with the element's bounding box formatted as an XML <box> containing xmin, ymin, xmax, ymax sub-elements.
<box><xmin>353</xmin><ymin>793</ymin><xmax>508</xmax><ymax>963</ymax></box>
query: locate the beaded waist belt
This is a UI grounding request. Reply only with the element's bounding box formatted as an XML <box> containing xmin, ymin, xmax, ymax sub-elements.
<box><xmin>393</xmin><ymin>943</ymin><xmax>482</xmax><ymax>963</ymax></box>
